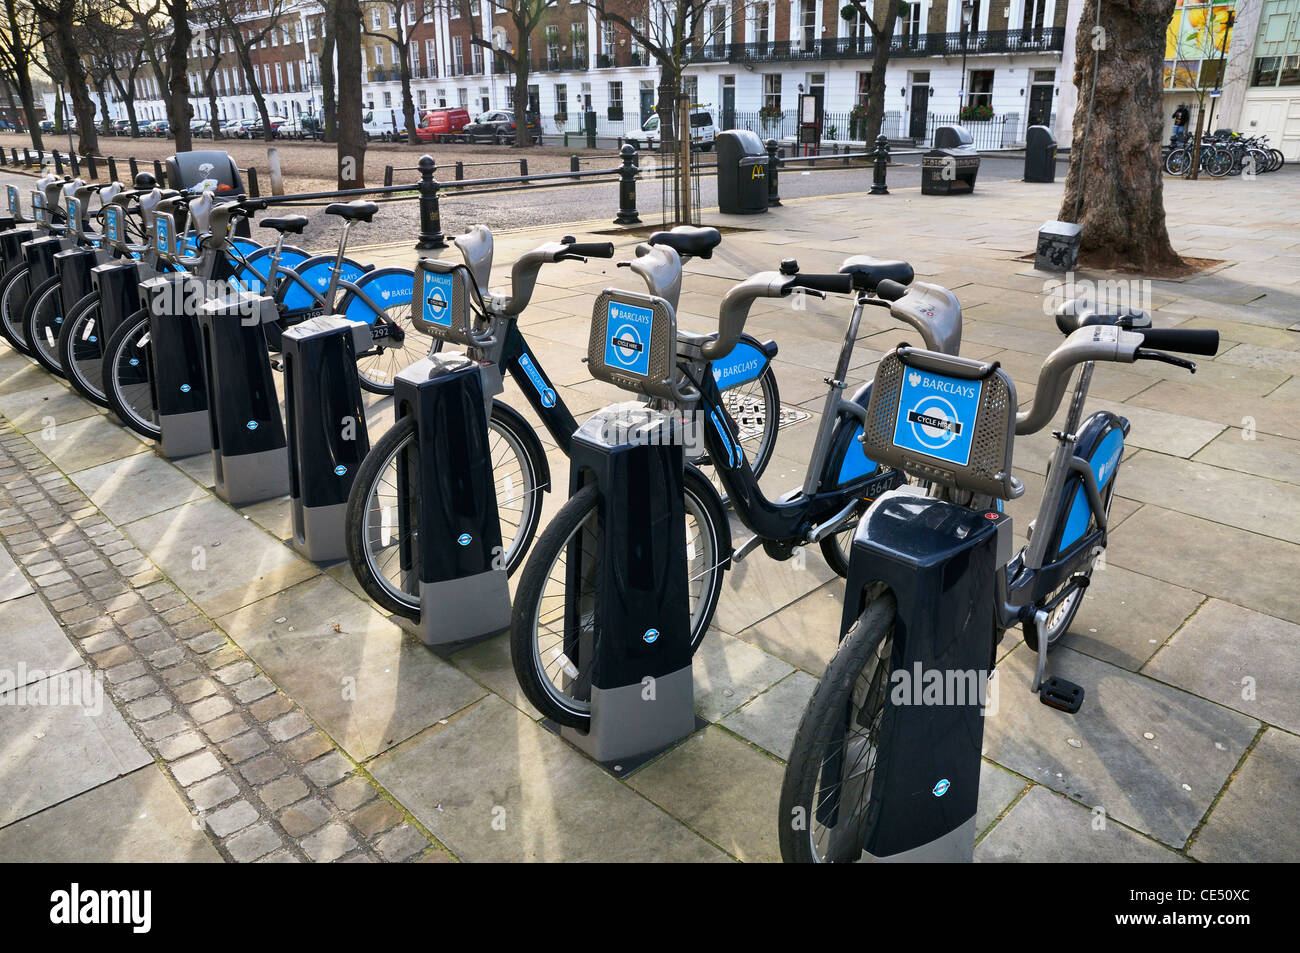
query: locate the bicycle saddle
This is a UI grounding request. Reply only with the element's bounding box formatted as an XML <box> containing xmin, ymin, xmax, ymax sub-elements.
<box><xmin>259</xmin><ymin>215</ymin><xmax>308</xmax><ymax>234</ymax></box>
<box><xmin>646</xmin><ymin>225</ymin><xmax>721</xmax><ymax>260</ymax></box>
<box><xmin>838</xmin><ymin>255</ymin><xmax>914</xmax><ymax>291</ymax></box>
<box><xmin>325</xmin><ymin>200</ymin><xmax>378</xmax><ymax>223</ymax></box>
<box><xmin>1054</xmin><ymin>299</ymin><xmax>1152</xmax><ymax>335</ymax></box>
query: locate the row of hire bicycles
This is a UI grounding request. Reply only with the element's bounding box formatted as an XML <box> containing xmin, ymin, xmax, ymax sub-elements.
<box><xmin>0</xmin><ymin>172</ymin><xmax>1220</xmax><ymax>862</ymax></box>
<box><xmin>1163</xmin><ymin>129</ymin><xmax>1287</xmax><ymax>178</ymax></box>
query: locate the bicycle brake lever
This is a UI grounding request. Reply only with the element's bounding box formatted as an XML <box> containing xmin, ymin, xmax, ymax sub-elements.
<box><xmin>1136</xmin><ymin>349</ymin><xmax>1197</xmax><ymax>373</ymax></box>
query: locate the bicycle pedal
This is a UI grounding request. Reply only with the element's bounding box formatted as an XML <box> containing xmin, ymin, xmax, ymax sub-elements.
<box><xmin>1039</xmin><ymin>676</ymin><xmax>1084</xmax><ymax>714</ymax></box>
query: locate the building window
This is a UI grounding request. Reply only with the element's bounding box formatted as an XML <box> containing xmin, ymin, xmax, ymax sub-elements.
<box><xmin>418</xmin><ymin>88</ymin><xmax>427</xmax><ymax>109</ymax></box>
<box><xmin>375</xmin><ymin>44</ymin><xmax>384</xmax><ymax>66</ymax></box>
<box><xmin>555</xmin><ymin>83</ymin><xmax>567</xmax><ymax>117</ymax></box>
<box><xmin>608</xmin><ymin>80</ymin><xmax>623</xmax><ymax>119</ymax></box>
<box><xmin>763</xmin><ymin>73</ymin><xmax>781</xmax><ymax>111</ymax></box>
<box><xmin>856</xmin><ymin>71</ymin><xmax>872</xmax><ymax>105</ymax></box>
<box><xmin>967</xmin><ymin>69</ymin><xmax>993</xmax><ymax>109</ymax></box>
<box><xmin>383</xmin><ymin>91</ymin><xmax>392</xmax><ymax>107</ymax></box>
<box><xmin>1251</xmin><ymin>56</ymin><xmax>1278</xmax><ymax>86</ymax></box>
<box><xmin>799</xmin><ymin>0</ymin><xmax>816</xmax><ymax>50</ymax></box>
<box><xmin>458</xmin><ymin>87</ymin><xmax>468</xmax><ymax>107</ymax></box>
<box><xmin>372</xmin><ymin>9</ymin><xmax>381</xmax><ymax>29</ymax></box>
<box><xmin>452</xmin><ymin>38</ymin><xmax>463</xmax><ymax>74</ymax></box>
<box><xmin>572</xmin><ymin>23</ymin><xmax>587</xmax><ymax>61</ymax></box>
<box><xmin>754</xmin><ymin>3</ymin><xmax>769</xmax><ymax>46</ymax></box>
<box><xmin>471</xmin><ymin>41</ymin><xmax>482</xmax><ymax>74</ymax></box>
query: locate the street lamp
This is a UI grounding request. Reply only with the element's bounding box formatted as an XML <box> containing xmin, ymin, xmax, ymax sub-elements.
<box><xmin>959</xmin><ymin>0</ymin><xmax>974</xmax><ymax>115</ymax></box>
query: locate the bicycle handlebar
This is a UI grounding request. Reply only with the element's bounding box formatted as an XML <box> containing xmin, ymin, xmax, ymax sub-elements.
<box><xmin>788</xmin><ymin>272</ymin><xmax>853</xmax><ymax>295</ymax></box>
<box><xmin>703</xmin><ymin>271</ymin><xmax>793</xmax><ymax>361</ymax></box>
<box><xmin>1134</xmin><ymin>327</ymin><xmax>1219</xmax><ymax>356</ymax></box>
<box><xmin>560</xmin><ymin>241</ymin><xmax>614</xmax><ymax>260</ymax></box>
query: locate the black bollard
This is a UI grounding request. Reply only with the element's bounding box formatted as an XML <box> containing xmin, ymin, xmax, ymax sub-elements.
<box><xmin>416</xmin><ymin>154</ymin><xmax>447</xmax><ymax>250</ymax></box>
<box><xmin>766</xmin><ymin>138</ymin><xmax>782</xmax><ymax>207</ymax></box>
<box><xmin>614</xmin><ymin>144</ymin><xmax>641</xmax><ymax>226</ymax></box>
<box><xmin>871</xmin><ymin>134</ymin><xmax>890</xmax><ymax>196</ymax></box>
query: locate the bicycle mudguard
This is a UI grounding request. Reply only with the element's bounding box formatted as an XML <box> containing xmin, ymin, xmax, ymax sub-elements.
<box><xmin>337</xmin><ymin>266</ymin><xmax>415</xmax><ymax>325</ymax></box>
<box><xmin>280</xmin><ymin>255</ymin><xmax>367</xmax><ymax>312</ymax></box>
<box><xmin>822</xmin><ymin>381</ymin><xmax>888</xmax><ymax>489</ymax></box>
<box><xmin>1046</xmin><ymin>410</ymin><xmax>1128</xmax><ymax>564</ymax></box>
<box><xmin>710</xmin><ymin>333</ymin><xmax>776</xmax><ymax>389</ymax></box>
<box><xmin>837</xmin><ymin>489</ymin><xmax>1013</xmax><ymax>861</ymax></box>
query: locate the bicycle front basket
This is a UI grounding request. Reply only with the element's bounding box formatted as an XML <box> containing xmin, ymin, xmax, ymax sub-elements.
<box><xmin>862</xmin><ymin>345</ymin><xmax>1018</xmax><ymax>499</ymax></box>
<box><xmin>412</xmin><ymin>257</ymin><xmax>482</xmax><ymax>346</ymax></box>
<box><xmin>588</xmin><ymin>288</ymin><xmax>681</xmax><ymax>402</ymax></box>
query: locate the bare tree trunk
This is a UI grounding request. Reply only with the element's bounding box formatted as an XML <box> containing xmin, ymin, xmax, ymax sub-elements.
<box><xmin>51</xmin><ymin>15</ymin><xmax>99</xmax><ymax>153</ymax></box>
<box><xmin>862</xmin><ymin>13</ymin><xmax>901</xmax><ymax>143</ymax></box>
<box><xmin>110</xmin><ymin>66</ymin><xmax>141</xmax><ymax>137</ymax></box>
<box><xmin>205</xmin><ymin>69</ymin><xmax>221</xmax><ymax>140</ymax></box>
<box><xmin>1059</xmin><ymin>0</ymin><xmax>1182</xmax><ymax>271</ymax></box>
<box><xmin>2</xmin><ymin>0</ymin><xmax>42</xmax><ymax>148</ymax></box>
<box><xmin>398</xmin><ymin>38</ymin><xmax>417</xmax><ymax>146</ymax></box>
<box><xmin>167</xmin><ymin>9</ymin><xmax>193</xmax><ymax>151</ymax></box>
<box><xmin>335</xmin><ymin>0</ymin><xmax>365</xmax><ymax>187</ymax></box>
<box><xmin>95</xmin><ymin>78</ymin><xmax>111</xmax><ymax>135</ymax></box>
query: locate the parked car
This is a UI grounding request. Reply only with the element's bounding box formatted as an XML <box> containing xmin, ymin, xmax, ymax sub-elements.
<box><xmin>224</xmin><ymin>118</ymin><xmax>259</xmax><ymax>139</ymax></box>
<box><xmin>276</xmin><ymin>114</ymin><xmax>317</xmax><ymax>140</ymax></box>
<box><xmin>144</xmin><ymin>119</ymin><xmax>171</xmax><ymax>138</ymax></box>
<box><xmin>112</xmin><ymin>118</ymin><xmax>132</xmax><ymax>136</ymax></box>
<box><xmin>462</xmin><ymin>110</ymin><xmax>541</xmax><ymax>145</ymax></box>
<box><xmin>40</xmin><ymin>119</ymin><xmax>54</xmax><ymax>133</ymax></box>
<box><xmin>362</xmin><ymin>109</ymin><xmax>402</xmax><ymax>141</ymax></box>
<box><xmin>627</xmin><ymin>106</ymin><xmax>717</xmax><ymax>151</ymax></box>
<box><xmin>414</xmin><ymin>107</ymin><xmax>472</xmax><ymax>144</ymax></box>
<box><xmin>191</xmin><ymin>120</ymin><xmax>213</xmax><ymax>138</ymax></box>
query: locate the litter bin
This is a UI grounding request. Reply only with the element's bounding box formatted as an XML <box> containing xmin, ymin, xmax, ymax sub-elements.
<box><xmin>1024</xmin><ymin>125</ymin><xmax>1056</xmax><ymax>182</ymax></box>
<box><xmin>1036</xmin><ymin>220</ymin><xmax>1083</xmax><ymax>272</ymax></box>
<box><xmin>921</xmin><ymin>124</ymin><xmax>980</xmax><ymax>195</ymax></box>
<box><xmin>716</xmin><ymin>129</ymin><xmax>769</xmax><ymax>215</ymax></box>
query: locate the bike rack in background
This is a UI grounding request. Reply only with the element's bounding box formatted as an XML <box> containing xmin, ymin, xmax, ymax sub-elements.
<box><xmin>91</xmin><ymin>258</ymin><xmax>147</xmax><ymax>346</ymax></box>
<box><xmin>139</xmin><ymin>274</ymin><xmax>213</xmax><ymax>459</ymax></box>
<box><xmin>1</xmin><ymin>227</ymin><xmax>37</xmax><ymax>273</ymax></box>
<box><xmin>22</xmin><ymin>232</ymin><xmax>62</xmax><ymax>287</ymax></box>
<box><xmin>281</xmin><ymin>316</ymin><xmax>372</xmax><ymax>563</ymax></box>
<box><xmin>558</xmin><ymin>403</ymin><xmax>700</xmax><ymax>770</ymax></box>
<box><xmin>390</xmin><ymin>354</ymin><xmax>511</xmax><ymax>646</ymax></box>
<box><xmin>198</xmin><ymin>291</ymin><xmax>289</xmax><ymax>505</ymax></box>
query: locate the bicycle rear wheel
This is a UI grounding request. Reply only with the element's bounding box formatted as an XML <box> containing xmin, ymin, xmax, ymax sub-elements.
<box><xmin>779</xmin><ymin>593</ymin><xmax>897</xmax><ymax>863</ymax></box>
<box><xmin>336</xmin><ymin>266</ymin><xmax>432</xmax><ymax>394</ymax></box>
<box><xmin>1164</xmin><ymin>149</ymin><xmax>1190</xmax><ymax>176</ymax></box>
<box><xmin>103</xmin><ymin>310</ymin><xmax>160</xmax><ymax>439</ymax></box>
<box><xmin>509</xmin><ymin>466</ymin><xmax>729</xmax><ymax>729</ymax></box>
<box><xmin>345</xmin><ymin>401</ymin><xmax>547</xmax><ymax>619</ymax></box>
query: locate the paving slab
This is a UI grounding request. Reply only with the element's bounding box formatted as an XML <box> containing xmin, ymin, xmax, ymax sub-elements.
<box><xmin>1190</xmin><ymin>728</ymin><xmax>1300</xmax><ymax>863</ymax></box>
<box><xmin>123</xmin><ymin>497</ymin><xmax>319</xmax><ymax>618</ymax></box>
<box><xmin>1143</xmin><ymin>599</ymin><xmax>1300</xmax><ymax>735</ymax></box>
<box><xmin>719</xmin><ymin>670</ymin><xmax>818</xmax><ymax>760</ymax></box>
<box><xmin>370</xmin><ymin>695</ymin><xmax>728</xmax><ymax>862</ymax></box>
<box><xmin>734</xmin><ymin>578</ymin><xmax>844</xmax><ymax>675</ymax></box>
<box><xmin>0</xmin><ymin>668</ymin><xmax>152</xmax><ymax>827</ymax></box>
<box><xmin>0</xmin><ymin>593</ymin><xmax>80</xmax><ymax>688</ymax></box>
<box><xmin>217</xmin><ymin>574</ymin><xmax>487</xmax><ymax>762</ymax></box>
<box><xmin>1</xmin><ymin>381</ymin><xmax>102</xmax><ymax>434</ymax></box>
<box><xmin>67</xmin><ymin>451</ymin><xmax>209</xmax><ymax>525</ymax></box>
<box><xmin>0</xmin><ymin>543</ymin><xmax>32</xmax><ymax>602</ymax></box>
<box><xmin>1191</xmin><ymin>428</ymin><xmax>1300</xmax><ymax>487</ymax></box>
<box><xmin>627</xmin><ymin>726</ymin><xmax>784</xmax><ymax>863</ymax></box>
<box><xmin>37</xmin><ymin>414</ymin><xmax>150</xmax><ymax>473</ymax></box>
<box><xmin>1107</xmin><ymin>506</ymin><xmax>1300</xmax><ymax>625</ymax></box>
<box><xmin>715</xmin><ymin>534</ymin><xmax>839</xmax><ymax>638</ymax></box>
<box><xmin>1053</xmin><ymin>564</ymin><xmax>1206</xmax><ymax>672</ymax></box>
<box><xmin>0</xmin><ymin>765</ymin><xmax>221</xmax><ymax>862</ymax></box>
<box><xmin>975</xmin><ymin>786</ymin><xmax>1184</xmax><ymax>863</ymax></box>
<box><xmin>975</xmin><ymin>763</ymin><xmax>1029</xmax><ymax>839</ymax></box>
<box><xmin>691</xmin><ymin>631</ymin><xmax>793</xmax><ymax>722</ymax></box>
<box><xmin>984</xmin><ymin>645</ymin><xmax>1258</xmax><ymax>848</ymax></box>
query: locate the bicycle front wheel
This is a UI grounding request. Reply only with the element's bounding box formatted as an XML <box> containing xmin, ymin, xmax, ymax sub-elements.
<box><xmin>103</xmin><ymin>310</ymin><xmax>160</xmax><ymax>439</ymax></box>
<box><xmin>345</xmin><ymin>401</ymin><xmax>547</xmax><ymax>619</ymax></box>
<box><xmin>57</xmin><ymin>291</ymin><xmax>110</xmax><ymax>406</ymax></box>
<box><xmin>509</xmin><ymin>465</ymin><xmax>729</xmax><ymax>729</ymax></box>
<box><xmin>0</xmin><ymin>265</ymin><xmax>34</xmax><ymax>354</ymax></box>
<box><xmin>22</xmin><ymin>276</ymin><xmax>66</xmax><ymax>376</ymax></box>
<box><xmin>779</xmin><ymin>593</ymin><xmax>897</xmax><ymax>863</ymax></box>
<box><xmin>1164</xmin><ymin>149</ymin><xmax>1190</xmax><ymax>177</ymax></box>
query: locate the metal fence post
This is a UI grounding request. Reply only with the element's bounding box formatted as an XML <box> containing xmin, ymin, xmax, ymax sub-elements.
<box><xmin>870</xmin><ymin>135</ymin><xmax>890</xmax><ymax>196</ymax></box>
<box><xmin>416</xmin><ymin>154</ymin><xmax>447</xmax><ymax>250</ymax></box>
<box><xmin>128</xmin><ymin>157</ymin><xmax>139</xmax><ymax>182</ymax></box>
<box><xmin>86</xmin><ymin>154</ymin><xmax>97</xmax><ymax>180</ymax></box>
<box><xmin>53</xmin><ymin>151</ymin><xmax>63</xmax><ymax>175</ymax></box>
<box><xmin>70</xmin><ymin>152</ymin><xmax>80</xmax><ymax>177</ymax></box>
<box><xmin>766</xmin><ymin>138</ymin><xmax>782</xmax><ymax>207</ymax></box>
<box><xmin>570</xmin><ymin>154</ymin><xmax>580</xmax><ymax>180</ymax></box>
<box><xmin>520</xmin><ymin>158</ymin><xmax>528</xmax><ymax>177</ymax></box>
<box><xmin>108</xmin><ymin>157</ymin><xmax>119</xmax><ymax>183</ymax></box>
<box><xmin>384</xmin><ymin>165</ymin><xmax>394</xmax><ymax>187</ymax></box>
<box><xmin>246</xmin><ymin>167</ymin><xmax>260</xmax><ymax>197</ymax></box>
<box><xmin>153</xmin><ymin>159</ymin><xmax>165</xmax><ymax>186</ymax></box>
<box><xmin>613</xmin><ymin>144</ymin><xmax>641</xmax><ymax>226</ymax></box>
<box><xmin>454</xmin><ymin>160</ymin><xmax>464</xmax><ymax>180</ymax></box>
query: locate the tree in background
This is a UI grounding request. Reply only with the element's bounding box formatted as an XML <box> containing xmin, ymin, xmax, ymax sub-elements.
<box><xmin>336</xmin><ymin>0</ymin><xmax>367</xmax><ymax>186</ymax></box>
<box><xmin>0</xmin><ymin>0</ymin><xmax>46</xmax><ymax>147</ymax></box>
<box><xmin>363</xmin><ymin>0</ymin><xmax>426</xmax><ymax>145</ymax></box>
<box><xmin>1060</xmin><ymin>0</ymin><xmax>1183</xmax><ymax>271</ymax></box>
<box><xmin>462</xmin><ymin>0</ymin><xmax>551</xmax><ymax>149</ymax></box>
<box><xmin>210</xmin><ymin>0</ymin><xmax>290</xmax><ymax>142</ymax></box>
<box><xmin>31</xmin><ymin>0</ymin><xmax>101</xmax><ymax>152</ymax></box>
<box><xmin>840</xmin><ymin>0</ymin><xmax>905</xmax><ymax>144</ymax></box>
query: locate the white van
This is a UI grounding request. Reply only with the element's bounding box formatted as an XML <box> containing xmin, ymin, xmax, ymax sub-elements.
<box><xmin>628</xmin><ymin>106</ymin><xmax>717</xmax><ymax>151</ymax></box>
<box><xmin>362</xmin><ymin>108</ymin><xmax>401</xmax><ymax>141</ymax></box>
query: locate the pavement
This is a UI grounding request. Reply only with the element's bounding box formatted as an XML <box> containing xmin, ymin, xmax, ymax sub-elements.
<box><xmin>1</xmin><ymin>170</ymin><xmax>1298</xmax><ymax>863</ymax></box>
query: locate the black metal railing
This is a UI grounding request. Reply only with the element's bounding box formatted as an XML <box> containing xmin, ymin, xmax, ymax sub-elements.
<box><xmin>717</xmin><ymin>27</ymin><xmax>1064</xmax><ymax>64</ymax></box>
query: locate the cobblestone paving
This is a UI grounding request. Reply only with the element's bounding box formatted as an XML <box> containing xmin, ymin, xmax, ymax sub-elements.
<box><xmin>0</xmin><ymin>428</ymin><xmax>454</xmax><ymax>863</ymax></box>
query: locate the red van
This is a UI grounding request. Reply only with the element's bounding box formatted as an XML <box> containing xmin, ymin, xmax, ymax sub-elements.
<box><xmin>415</xmin><ymin>108</ymin><xmax>472</xmax><ymax>143</ymax></box>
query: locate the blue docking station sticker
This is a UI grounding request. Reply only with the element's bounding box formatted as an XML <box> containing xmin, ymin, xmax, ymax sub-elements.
<box><xmin>892</xmin><ymin>367</ymin><xmax>983</xmax><ymax>467</ymax></box>
<box><xmin>421</xmin><ymin>269</ymin><xmax>454</xmax><ymax>328</ymax></box>
<box><xmin>155</xmin><ymin>217</ymin><xmax>170</xmax><ymax>255</ymax></box>
<box><xmin>6</xmin><ymin>186</ymin><xmax>17</xmax><ymax>214</ymax></box>
<box><xmin>105</xmin><ymin>206</ymin><xmax>120</xmax><ymax>243</ymax></box>
<box><xmin>605</xmin><ymin>301</ymin><xmax>653</xmax><ymax>377</ymax></box>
